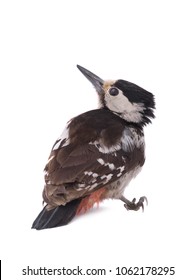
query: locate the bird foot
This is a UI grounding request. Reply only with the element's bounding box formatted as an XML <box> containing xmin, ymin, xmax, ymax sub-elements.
<box><xmin>121</xmin><ymin>196</ymin><xmax>148</xmax><ymax>212</ymax></box>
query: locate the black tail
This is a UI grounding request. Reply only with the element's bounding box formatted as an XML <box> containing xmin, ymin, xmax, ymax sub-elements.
<box><xmin>32</xmin><ymin>199</ymin><xmax>82</xmax><ymax>230</ymax></box>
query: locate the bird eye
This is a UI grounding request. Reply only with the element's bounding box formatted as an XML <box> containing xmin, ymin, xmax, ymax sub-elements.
<box><xmin>109</xmin><ymin>87</ymin><xmax>119</xmax><ymax>96</ymax></box>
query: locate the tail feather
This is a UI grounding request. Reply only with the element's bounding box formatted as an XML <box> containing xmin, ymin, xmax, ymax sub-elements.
<box><xmin>32</xmin><ymin>198</ymin><xmax>82</xmax><ymax>230</ymax></box>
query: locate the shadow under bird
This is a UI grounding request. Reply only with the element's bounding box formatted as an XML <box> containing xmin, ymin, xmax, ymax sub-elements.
<box><xmin>32</xmin><ymin>65</ymin><xmax>155</xmax><ymax>230</ymax></box>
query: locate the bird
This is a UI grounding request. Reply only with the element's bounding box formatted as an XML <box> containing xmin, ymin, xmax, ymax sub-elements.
<box><xmin>32</xmin><ymin>65</ymin><xmax>155</xmax><ymax>230</ymax></box>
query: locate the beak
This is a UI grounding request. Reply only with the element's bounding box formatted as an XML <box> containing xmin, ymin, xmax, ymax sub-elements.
<box><xmin>77</xmin><ymin>65</ymin><xmax>104</xmax><ymax>94</ymax></box>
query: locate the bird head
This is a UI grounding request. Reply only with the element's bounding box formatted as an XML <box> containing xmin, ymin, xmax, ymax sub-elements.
<box><xmin>77</xmin><ymin>65</ymin><xmax>155</xmax><ymax>127</ymax></box>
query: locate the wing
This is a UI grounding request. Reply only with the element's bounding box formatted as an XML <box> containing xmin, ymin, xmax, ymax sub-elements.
<box><xmin>44</xmin><ymin>127</ymin><xmax>145</xmax><ymax>206</ymax></box>
<box><xmin>43</xmin><ymin>111</ymin><xmax>145</xmax><ymax>207</ymax></box>
<box><xmin>45</xmin><ymin>141</ymin><xmax>126</xmax><ymax>187</ymax></box>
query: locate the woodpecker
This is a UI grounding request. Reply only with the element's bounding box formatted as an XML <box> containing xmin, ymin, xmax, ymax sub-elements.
<box><xmin>32</xmin><ymin>65</ymin><xmax>155</xmax><ymax>230</ymax></box>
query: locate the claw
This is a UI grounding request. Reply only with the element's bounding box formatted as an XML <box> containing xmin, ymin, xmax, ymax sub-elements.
<box><xmin>121</xmin><ymin>196</ymin><xmax>148</xmax><ymax>212</ymax></box>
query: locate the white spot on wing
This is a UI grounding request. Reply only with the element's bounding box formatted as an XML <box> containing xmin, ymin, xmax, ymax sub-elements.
<box><xmin>107</xmin><ymin>163</ymin><xmax>115</xmax><ymax>170</ymax></box>
<box><xmin>84</xmin><ymin>171</ymin><xmax>99</xmax><ymax>178</ymax></box>
<box><xmin>97</xmin><ymin>158</ymin><xmax>105</xmax><ymax>165</ymax></box>
<box><xmin>88</xmin><ymin>182</ymin><xmax>98</xmax><ymax>190</ymax></box>
<box><xmin>84</xmin><ymin>171</ymin><xmax>92</xmax><ymax>176</ymax></box>
<box><xmin>100</xmin><ymin>174</ymin><xmax>113</xmax><ymax>183</ymax></box>
<box><xmin>91</xmin><ymin>141</ymin><xmax>121</xmax><ymax>153</ymax></box>
<box><xmin>76</xmin><ymin>183</ymin><xmax>86</xmax><ymax>191</ymax></box>
<box><xmin>47</xmin><ymin>155</ymin><xmax>55</xmax><ymax>164</ymax></box>
<box><xmin>52</xmin><ymin>126</ymin><xmax>70</xmax><ymax>150</ymax></box>
<box><xmin>117</xmin><ymin>166</ymin><xmax>125</xmax><ymax>177</ymax></box>
<box><xmin>106</xmin><ymin>174</ymin><xmax>113</xmax><ymax>182</ymax></box>
<box><xmin>97</xmin><ymin>158</ymin><xmax>115</xmax><ymax>170</ymax></box>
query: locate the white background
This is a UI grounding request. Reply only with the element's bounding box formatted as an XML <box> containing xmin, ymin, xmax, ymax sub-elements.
<box><xmin>0</xmin><ymin>0</ymin><xmax>194</xmax><ymax>279</ymax></box>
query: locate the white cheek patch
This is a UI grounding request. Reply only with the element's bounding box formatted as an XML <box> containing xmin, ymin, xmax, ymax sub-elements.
<box><xmin>105</xmin><ymin>89</ymin><xmax>144</xmax><ymax>123</ymax></box>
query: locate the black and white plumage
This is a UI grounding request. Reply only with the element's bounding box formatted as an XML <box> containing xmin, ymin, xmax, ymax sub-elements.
<box><xmin>32</xmin><ymin>65</ymin><xmax>155</xmax><ymax>230</ymax></box>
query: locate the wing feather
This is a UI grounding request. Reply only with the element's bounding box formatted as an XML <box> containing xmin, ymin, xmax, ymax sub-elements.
<box><xmin>43</xmin><ymin>110</ymin><xmax>145</xmax><ymax>206</ymax></box>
